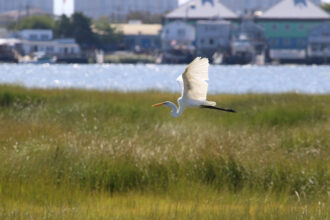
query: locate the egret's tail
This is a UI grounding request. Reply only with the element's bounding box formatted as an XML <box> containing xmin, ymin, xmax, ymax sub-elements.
<box><xmin>203</xmin><ymin>101</ymin><xmax>216</xmax><ymax>106</ymax></box>
<box><xmin>201</xmin><ymin>105</ymin><xmax>236</xmax><ymax>113</ymax></box>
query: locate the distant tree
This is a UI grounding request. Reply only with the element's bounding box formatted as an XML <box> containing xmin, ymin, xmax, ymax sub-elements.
<box><xmin>126</xmin><ymin>11</ymin><xmax>163</xmax><ymax>24</ymax></box>
<box><xmin>71</xmin><ymin>12</ymin><xmax>96</xmax><ymax>49</ymax></box>
<box><xmin>54</xmin><ymin>15</ymin><xmax>73</xmax><ymax>38</ymax></box>
<box><xmin>321</xmin><ymin>3</ymin><xmax>330</xmax><ymax>13</ymax></box>
<box><xmin>93</xmin><ymin>17</ymin><xmax>123</xmax><ymax>49</ymax></box>
<box><xmin>7</xmin><ymin>15</ymin><xmax>55</xmax><ymax>30</ymax></box>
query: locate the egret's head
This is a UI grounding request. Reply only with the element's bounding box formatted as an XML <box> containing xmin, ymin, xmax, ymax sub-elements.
<box><xmin>152</xmin><ymin>101</ymin><xmax>170</xmax><ymax>107</ymax></box>
<box><xmin>152</xmin><ymin>101</ymin><xmax>181</xmax><ymax>117</ymax></box>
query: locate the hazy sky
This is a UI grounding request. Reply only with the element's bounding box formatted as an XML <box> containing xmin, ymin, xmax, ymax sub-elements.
<box><xmin>54</xmin><ymin>0</ymin><xmax>330</xmax><ymax>16</ymax></box>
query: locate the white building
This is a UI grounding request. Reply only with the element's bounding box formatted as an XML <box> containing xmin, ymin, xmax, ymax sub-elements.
<box><xmin>74</xmin><ymin>0</ymin><xmax>178</xmax><ymax>20</ymax></box>
<box><xmin>19</xmin><ymin>29</ymin><xmax>53</xmax><ymax>41</ymax></box>
<box><xmin>17</xmin><ymin>29</ymin><xmax>80</xmax><ymax>56</ymax></box>
<box><xmin>0</xmin><ymin>0</ymin><xmax>53</xmax><ymax>14</ymax></box>
<box><xmin>161</xmin><ymin>20</ymin><xmax>195</xmax><ymax>51</ymax></box>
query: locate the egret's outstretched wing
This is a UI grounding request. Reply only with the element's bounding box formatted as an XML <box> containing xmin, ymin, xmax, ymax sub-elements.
<box><xmin>179</xmin><ymin>57</ymin><xmax>210</xmax><ymax>101</ymax></box>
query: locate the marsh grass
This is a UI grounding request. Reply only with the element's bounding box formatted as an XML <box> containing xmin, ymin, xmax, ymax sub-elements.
<box><xmin>0</xmin><ymin>85</ymin><xmax>329</xmax><ymax>219</ymax></box>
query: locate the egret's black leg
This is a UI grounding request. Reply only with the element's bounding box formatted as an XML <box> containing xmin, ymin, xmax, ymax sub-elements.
<box><xmin>200</xmin><ymin>105</ymin><xmax>236</xmax><ymax>113</ymax></box>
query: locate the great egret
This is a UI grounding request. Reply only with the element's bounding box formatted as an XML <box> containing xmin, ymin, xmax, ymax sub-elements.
<box><xmin>153</xmin><ymin>57</ymin><xmax>236</xmax><ymax>117</ymax></box>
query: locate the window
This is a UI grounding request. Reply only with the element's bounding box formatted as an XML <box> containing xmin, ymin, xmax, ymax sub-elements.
<box><xmin>209</xmin><ymin>38</ymin><xmax>214</xmax><ymax>45</ymax></box>
<box><xmin>41</xmin><ymin>34</ymin><xmax>49</xmax><ymax>40</ymax></box>
<box><xmin>311</xmin><ymin>44</ymin><xmax>318</xmax><ymax>52</ymax></box>
<box><xmin>284</xmin><ymin>24</ymin><xmax>290</xmax><ymax>30</ymax></box>
<box><xmin>272</xmin><ymin>24</ymin><xmax>278</xmax><ymax>30</ymax></box>
<box><xmin>29</xmin><ymin>34</ymin><xmax>37</xmax><ymax>40</ymax></box>
<box><xmin>177</xmin><ymin>29</ymin><xmax>186</xmax><ymax>36</ymax></box>
<box><xmin>297</xmin><ymin>39</ymin><xmax>305</xmax><ymax>47</ymax></box>
<box><xmin>284</xmin><ymin>39</ymin><xmax>291</xmax><ymax>47</ymax></box>
<box><xmin>270</xmin><ymin>39</ymin><xmax>279</xmax><ymax>47</ymax></box>
<box><xmin>321</xmin><ymin>32</ymin><xmax>329</xmax><ymax>37</ymax></box>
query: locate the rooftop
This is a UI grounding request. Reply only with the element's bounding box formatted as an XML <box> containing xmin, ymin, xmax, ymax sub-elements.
<box><xmin>165</xmin><ymin>0</ymin><xmax>238</xmax><ymax>20</ymax></box>
<box><xmin>259</xmin><ymin>0</ymin><xmax>330</xmax><ymax>20</ymax></box>
<box><xmin>114</xmin><ymin>24</ymin><xmax>162</xmax><ymax>36</ymax></box>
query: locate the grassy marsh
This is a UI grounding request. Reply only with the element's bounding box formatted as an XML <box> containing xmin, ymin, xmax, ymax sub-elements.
<box><xmin>0</xmin><ymin>85</ymin><xmax>329</xmax><ymax>219</ymax></box>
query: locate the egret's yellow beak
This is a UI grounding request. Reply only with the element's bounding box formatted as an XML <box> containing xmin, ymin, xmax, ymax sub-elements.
<box><xmin>152</xmin><ymin>102</ymin><xmax>165</xmax><ymax>107</ymax></box>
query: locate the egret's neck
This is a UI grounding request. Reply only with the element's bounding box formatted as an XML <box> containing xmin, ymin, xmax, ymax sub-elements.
<box><xmin>166</xmin><ymin>101</ymin><xmax>184</xmax><ymax>118</ymax></box>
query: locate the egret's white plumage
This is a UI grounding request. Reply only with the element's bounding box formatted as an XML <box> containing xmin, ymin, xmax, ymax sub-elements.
<box><xmin>177</xmin><ymin>57</ymin><xmax>215</xmax><ymax>106</ymax></box>
<box><xmin>153</xmin><ymin>57</ymin><xmax>235</xmax><ymax>117</ymax></box>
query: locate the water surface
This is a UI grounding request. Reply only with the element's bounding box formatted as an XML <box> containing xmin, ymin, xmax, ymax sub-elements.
<box><xmin>0</xmin><ymin>64</ymin><xmax>329</xmax><ymax>94</ymax></box>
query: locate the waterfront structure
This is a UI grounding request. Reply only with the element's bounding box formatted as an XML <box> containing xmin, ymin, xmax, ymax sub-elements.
<box><xmin>17</xmin><ymin>29</ymin><xmax>80</xmax><ymax>57</ymax></box>
<box><xmin>161</xmin><ymin>20</ymin><xmax>195</xmax><ymax>51</ymax></box>
<box><xmin>229</xmin><ymin>20</ymin><xmax>266</xmax><ymax>64</ymax></box>
<box><xmin>114</xmin><ymin>23</ymin><xmax>162</xmax><ymax>51</ymax></box>
<box><xmin>165</xmin><ymin>0</ymin><xmax>238</xmax><ymax>22</ymax></box>
<box><xmin>74</xmin><ymin>0</ymin><xmax>178</xmax><ymax>20</ymax></box>
<box><xmin>257</xmin><ymin>0</ymin><xmax>330</xmax><ymax>61</ymax></box>
<box><xmin>220</xmin><ymin>0</ymin><xmax>321</xmax><ymax>14</ymax></box>
<box><xmin>161</xmin><ymin>20</ymin><xmax>196</xmax><ymax>63</ymax></box>
<box><xmin>195</xmin><ymin>20</ymin><xmax>231</xmax><ymax>58</ymax></box>
<box><xmin>0</xmin><ymin>0</ymin><xmax>53</xmax><ymax>14</ymax></box>
<box><xmin>307</xmin><ymin>22</ymin><xmax>330</xmax><ymax>63</ymax></box>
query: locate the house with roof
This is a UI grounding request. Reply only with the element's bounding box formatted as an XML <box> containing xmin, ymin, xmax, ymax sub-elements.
<box><xmin>162</xmin><ymin>0</ymin><xmax>238</xmax><ymax>62</ymax></box>
<box><xmin>219</xmin><ymin>0</ymin><xmax>321</xmax><ymax>14</ymax></box>
<box><xmin>164</xmin><ymin>0</ymin><xmax>238</xmax><ymax>23</ymax></box>
<box><xmin>256</xmin><ymin>0</ymin><xmax>330</xmax><ymax>62</ymax></box>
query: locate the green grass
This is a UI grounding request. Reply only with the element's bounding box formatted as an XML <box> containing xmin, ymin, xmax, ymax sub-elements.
<box><xmin>0</xmin><ymin>85</ymin><xmax>329</xmax><ymax>219</ymax></box>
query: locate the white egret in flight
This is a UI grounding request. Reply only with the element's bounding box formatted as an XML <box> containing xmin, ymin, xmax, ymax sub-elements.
<box><xmin>153</xmin><ymin>57</ymin><xmax>236</xmax><ymax>117</ymax></box>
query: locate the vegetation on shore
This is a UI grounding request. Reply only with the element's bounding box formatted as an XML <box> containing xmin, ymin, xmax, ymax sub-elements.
<box><xmin>105</xmin><ymin>53</ymin><xmax>156</xmax><ymax>63</ymax></box>
<box><xmin>7</xmin><ymin>14</ymin><xmax>122</xmax><ymax>50</ymax></box>
<box><xmin>0</xmin><ymin>85</ymin><xmax>329</xmax><ymax>219</ymax></box>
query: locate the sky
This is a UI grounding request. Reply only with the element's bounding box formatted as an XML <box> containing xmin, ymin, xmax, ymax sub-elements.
<box><xmin>54</xmin><ymin>0</ymin><xmax>330</xmax><ymax>16</ymax></box>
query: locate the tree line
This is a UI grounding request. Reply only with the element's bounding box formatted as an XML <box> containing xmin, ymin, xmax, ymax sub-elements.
<box><xmin>7</xmin><ymin>13</ymin><xmax>123</xmax><ymax>50</ymax></box>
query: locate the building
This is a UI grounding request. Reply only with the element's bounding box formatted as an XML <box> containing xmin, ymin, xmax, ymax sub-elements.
<box><xmin>114</xmin><ymin>23</ymin><xmax>162</xmax><ymax>51</ymax></box>
<box><xmin>19</xmin><ymin>29</ymin><xmax>53</xmax><ymax>41</ymax></box>
<box><xmin>257</xmin><ymin>0</ymin><xmax>330</xmax><ymax>62</ymax></box>
<box><xmin>161</xmin><ymin>20</ymin><xmax>195</xmax><ymax>50</ymax></box>
<box><xmin>219</xmin><ymin>0</ymin><xmax>321</xmax><ymax>14</ymax></box>
<box><xmin>195</xmin><ymin>20</ymin><xmax>231</xmax><ymax>58</ymax></box>
<box><xmin>74</xmin><ymin>0</ymin><xmax>178</xmax><ymax>20</ymax></box>
<box><xmin>307</xmin><ymin>22</ymin><xmax>330</xmax><ymax>63</ymax></box>
<box><xmin>165</xmin><ymin>0</ymin><xmax>238</xmax><ymax>22</ymax></box>
<box><xmin>0</xmin><ymin>0</ymin><xmax>53</xmax><ymax>14</ymax></box>
<box><xmin>16</xmin><ymin>29</ymin><xmax>80</xmax><ymax>57</ymax></box>
<box><xmin>161</xmin><ymin>20</ymin><xmax>196</xmax><ymax>63</ymax></box>
<box><xmin>229</xmin><ymin>20</ymin><xmax>266</xmax><ymax>64</ymax></box>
